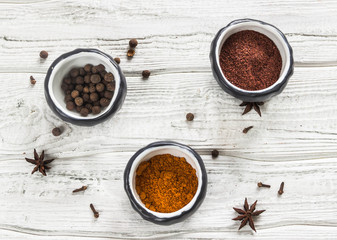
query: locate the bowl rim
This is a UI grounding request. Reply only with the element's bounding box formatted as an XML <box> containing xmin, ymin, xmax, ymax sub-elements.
<box><xmin>124</xmin><ymin>141</ymin><xmax>208</xmax><ymax>225</ymax></box>
<box><xmin>44</xmin><ymin>48</ymin><xmax>127</xmax><ymax>126</ymax></box>
<box><xmin>210</xmin><ymin>18</ymin><xmax>294</xmax><ymax>102</ymax></box>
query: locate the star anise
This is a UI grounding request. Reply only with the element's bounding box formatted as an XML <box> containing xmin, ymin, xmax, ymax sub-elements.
<box><xmin>25</xmin><ymin>149</ymin><xmax>54</xmax><ymax>176</ymax></box>
<box><xmin>233</xmin><ymin>198</ymin><xmax>265</xmax><ymax>232</ymax></box>
<box><xmin>240</xmin><ymin>102</ymin><xmax>264</xmax><ymax>117</ymax></box>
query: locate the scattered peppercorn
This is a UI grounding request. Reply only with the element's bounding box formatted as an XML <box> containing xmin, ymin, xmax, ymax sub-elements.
<box><xmin>127</xmin><ymin>49</ymin><xmax>135</xmax><ymax>57</ymax></box>
<box><xmin>129</xmin><ymin>38</ymin><xmax>138</xmax><ymax>48</ymax></box>
<box><xmin>142</xmin><ymin>70</ymin><xmax>151</xmax><ymax>79</ymax></box>
<box><xmin>52</xmin><ymin>127</ymin><xmax>62</xmax><ymax>136</ymax></box>
<box><xmin>114</xmin><ymin>57</ymin><xmax>120</xmax><ymax>64</ymax></box>
<box><xmin>186</xmin><ymin>113</ymin><xmax>194</xmax><ymax>121</ymax></box>
<box><xmin>39</xmin><ymin>50</ymin><xmax>48</xmax><ymax>59</ymax></box>
<box><xmin>212</xmin><ymin>149</ymin><xmax>219</xmax><ymax>158</ymax></box>
<box><xmin>30</xmin><ymin>76</ymin><xmax>36</xmax><ymax>85</ymax></box>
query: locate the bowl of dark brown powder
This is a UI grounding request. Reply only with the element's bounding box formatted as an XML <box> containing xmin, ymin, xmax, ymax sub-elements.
<box><xmin>124</xmin><ymin>141</ymin><xmax>207</xmax><ymax>225</ymax></box>
<box><xmin>210</xmin><ymin>19</ymin><xmax>294</xmax><ymax>102</ymax></box>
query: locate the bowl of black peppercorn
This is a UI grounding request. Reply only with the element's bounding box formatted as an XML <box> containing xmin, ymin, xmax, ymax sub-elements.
<box><xmin>44</xmin><ymin>48</ymin><xmax>127</xmax><ymax>126</ymax></box>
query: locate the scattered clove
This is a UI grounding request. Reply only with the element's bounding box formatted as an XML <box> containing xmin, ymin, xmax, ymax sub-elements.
<box><xmin>73</xmin><ymin>186</ymin><xmax>88</xmax><ymax>193</ymax></box>
<box><xmin>243</xmin><ymin>126</ymin><xmax>253</xmax><ymax>134</ymax></box>
<box><xmin>90</xmin><ymin>203</ymin><xmax>99</xmax><ymax>218</ymax></box>
<box><xmin>278</xmin><ymin>182</ymin><xmax>284</xmax><ymax>195</ymax></box>
<box><xmin>257</xmin><ymin>182</ymin><xmax>271</xmax><ymax>188</ymax></box>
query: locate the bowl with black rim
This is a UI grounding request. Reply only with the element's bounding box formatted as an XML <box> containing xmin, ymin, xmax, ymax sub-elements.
<box><xmin>210</xmin><ymin>18</ymin><xmax>294</xmax><ymax>102</ymax></box>
<box><xmin>44</xmin><ymin>48</ymin><xmax>127</xmax><ymax>126</ymax></box>
<box><xmin>124</xmin><ymin>141</ymin><xmax>208</xmax><ymax>225</ymax></box>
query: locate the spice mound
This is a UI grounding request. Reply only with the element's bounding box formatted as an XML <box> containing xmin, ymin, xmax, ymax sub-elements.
<box><xmin>135</xmin><ymin>154</ymin><xmax>198</xmax><ymax>213</ymax></box>
<box><xmin>61</xmin><ymin>64</ymin><xmax>115</xmax><ymax>117</ymax></box>
<box><xmin>220</xmin><ymin>30</ymin><xmax>282</xmax><ymax>91</ymax></box>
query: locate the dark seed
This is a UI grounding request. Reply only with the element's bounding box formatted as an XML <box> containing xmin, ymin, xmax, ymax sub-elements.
<box><xmin>82</xmin><ymin>93</ymin><xmax>90</xmax><ymax>102</ymax></box>
<box><xmin>64</xmin><ymin>94</ymin><xmax>72</xmax><ymax>102</ymax></box>
<box><xmin>92</xmin><ymin>105</ymin><xmax>101</xmax><ymax>114</ymax></box>
<box><xmin>104</xmin><ymin>91</ymin><xmax>114</xmax><ymax>99</ymax></box>
<box><xmin>96</xmin><ymin>83</ymin><xmax>105</xmax><ymax>92</ymax></box>
<box><xmin>212</xmin><ymin>149</ymin><xmax>219</xmax><ymax>158</ymax></box>
<box><xmin>106</xmin><ymin>82</ymin><xmax>115</xmax><ymax>91</ymax></box>
<box><xmin>52</xmin><ymin>127</ymin><xmax>62</xmax><ymax>136</ymax></box>
<box><xmin>90</xmin><ymin>74</ymin><xmax>101</xmax><ymax>84</ymax></box>
<box><xmin>186</xmin><ymin>113</ymin><xmax>194</xmax><ymax>121</ymax></box>
<box><xmin>70</xmin><ymin>68</ymin><xmax>79</xmax><ymax>78</ymax></box>
<box><xmin>89</xmin><ymin>85</ymin><xmax>96</xmax><ymax>93</ymax></box>
<box><xmin>63</xmin><ymin>77</ymin><xmax>71</xmax><ymax>85</ymax></box>
<box><xmin>91</xmin><ymin>66</ymin><xmax>98</xmax><ymax>74</ymax></box>
<box><xmin>71</xmin><ymin>90</ymin><xmax>80</xmax><ymax>99</ymax></box>
<box><xmin>66</xmin><ymin>101</ymin><xmax>75</xmax><ymax>110</ymax></box>
<box><xmin>104</xmin><ymin>72</ymin><xmax>114</xmax><ymax>82</ymax></box>
<box><xmin>84</xmin><ymin>75</ymin><xmax>91</xmax><ymax>84</ymax></box>
<box><xmin>129</xmin><ymin>38</ymin><xmax>138</xmax><ymax>48</ymax></box>
<box><xmin>79</xmin><ymin>68</ymin><xmax>86</xmax><ymax>76</ymax></box>
<box><xmin>39</xmin><ymin>50</ymin><xmax>48</xmax><ymax>59</ymax></box>
<box><xmin>114</xmin><ymin>57</ymin><xmax>120</xmax><ymax>64</ymax></box>
<box><xmin>75</xmin><ymin>76</ymin><xmax>84</xmax><ymax>85</ymax></box>
<box><xmin>100</xmin><ymin>98</ymin><xmax>110</xmax><ymax>107</ymax></box>
<box><xmin>83</xmin><ymin>86</ymin><xmax>89</xmax><ymax>93</ymax></box>
<box><xmin>84</xmin><ymin>64</ymin><xmax>92</xmax><ymax>73</ymax></box>
<box><xmin>142</xmin><ymin>70</ymin><xmax>151</xmax><ymax>78</ymax></box>
<box><xmin>75</xmin><ymin>85</ymin><xmax>83</xmax><ymax>92</ymax></box>
<box><xmin>30</xmin><ymin>76</ymin><xmax>36</xmax><ymax>85</ymax></box>
<box><xmin>90</xmin><ymin>92</ymin><xmax>99</xmax><ymax>102</ymax></box>
<box><xmin>61</xmin><ymin>83</ymin><xmax>68</xmax><ymax>92</ymax></box>
<box><xmin>74</xmin><ymin>97</ymin><xmax>84</xmax><ymax>106</ymax></box>
<box><xmin>80</xmin><ymin>107</ymin><xmax>89</xmax><ymax>117</ymax></box>
<box><xmin>96</xmin><ymin>64</ymin><xmax>105</xmax><ymax>72</ymax></box>
<box><xmin>127</xmin><ymin>49</ymin><xmax>135</xmax><ymax>57</ymax></box>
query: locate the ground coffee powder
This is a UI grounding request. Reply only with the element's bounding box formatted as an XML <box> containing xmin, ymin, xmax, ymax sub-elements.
<box><xmin>219</xmin><ymin>30</ymin><xmax>282</xmax><ymax>91</ymax></box>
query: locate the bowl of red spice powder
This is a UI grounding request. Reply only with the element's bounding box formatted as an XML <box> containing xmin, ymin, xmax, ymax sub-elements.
<box><xmin>124</xmin><ymin>141</ymin><xmax>207</xmax><ymax>225</ymax></box>
<box><xmin>210</xmin><ymin>19</ymin><xmax>294</xmax><ymax>102</ymax></box>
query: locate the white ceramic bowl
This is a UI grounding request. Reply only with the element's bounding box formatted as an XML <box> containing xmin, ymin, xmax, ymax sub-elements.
<box><xmin>44</xmin><ymin>48</ymin><xmax>127</xmax><ymax>126</ymax></box>
<box><xmin>124</xmin><ymin>141</ymin><xmax>207</xmax><ymax>225</ymax></box>
<box><xmin>210</xmin><ymin>19</ymin><xmax>294</xmax><ymax>102</ymax></box>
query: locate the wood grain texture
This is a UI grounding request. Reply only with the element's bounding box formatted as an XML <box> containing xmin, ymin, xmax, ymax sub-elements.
<box><xmin>1</xmin><ymin>0</ymin><xmax>337</xmax><ymax>239</ymax></box>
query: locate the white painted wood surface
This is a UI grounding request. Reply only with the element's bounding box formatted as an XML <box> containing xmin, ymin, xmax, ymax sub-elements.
<box><xmin>1</xmin><ymin>0</ymin><xmax>337</xmax><ymax>239</ymax></box>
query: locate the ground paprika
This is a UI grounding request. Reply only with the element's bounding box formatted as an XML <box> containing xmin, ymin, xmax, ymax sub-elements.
<box><xmin>135</xmin><ymin>154</ymin><xmax>198</xmax><ymax>213</ymax></box>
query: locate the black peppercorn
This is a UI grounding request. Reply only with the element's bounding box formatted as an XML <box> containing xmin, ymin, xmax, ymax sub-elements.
<box><xmin>114</xmin><ymin>57</ymin><xmax>120</xmax><ymax>64</ymax></box>
<box><xmin>76</xmin><ymin>106</ymin><xmax>83</xmax><ymax>112</ymax></box>
<box><xmin>93</xmin><ymin>101</ymin><xmax>100</xmax><ymax>106</ymax></box>
<box><xmin>82</xmin><ymin>93</ymin><xmax>90</xmax><ymax>102</ymax></box>
<box><xmin>52</xmin><ymin>127</ymin><xmax>62</xmax><ymax>136</ymax></box>
<box><xmin>142</xmin><ymin>70</ymin><xmax>151</xmax><ymax>78</ymax></box>
<box><xmin>79</xmin><ymin>68</ymin><xmax>86</xmax><ymax>76</ymax></box>
<box><xmin>96</xmin><ymin>83</ymin><xmax>105</xmax><ymax>92</ymax></box>
<box><xmin>90</xmin><ymin>92</ymin><xmax>99</xmax><ymax>102</ymax></box>
<box><xmin>80</xmin><ymin>107</ymin><xmax>89</xmax><ymax>117</ymax></box>
<box><xmin>100</xmin><ymin>98</ymin><xmax>110</xmax><ymax>107</ymax></box>
<box><xmin>75</xmin><ymin>85</ymin><xmax>83</xmax><ymax>92</ymax></box>
<box><xmin>71</xmin><ymin>90</ymin><xmax>80</xmax><ymax>99</ymax></box>
<box><xmin>74</xmin><ymin>97</ymin><xmax>84</xmax><ymax>106</ymax></box>
<box><xmin>63</xmin><ymin>77</ymin><xmax>72</xmax><ymax>85</ymax></box>
<box><xmin>85</xmin><ymin>103</ymin><xmax>93</xmax><ymax>112</ymax></box>
<box><xmin>39</xmin><ymin>50</ymin><xmax>48</xmax><ymax>59</ymax></box>
<box><xmin>92</xmin><ymin>105</ymin><xmax>101</xmax><ymax>114</ymax></box>
<box><xmin>75</xmin><ymin>76</ymin><xmax>84</xmax><ymax>85</ymax></box>
<box><xmin>61</xmin><ymin>83</ymin><xmax>68</xmax><ymax>92</ymax></box>
<box><xmin>129</xmin><ymin>38</ymin><xmax>138</xmax><ymax>48</ymax></box>
<box><xmin>104</xmin><ymin>91</ymin><xmax>113</xmax><ymax>99</ymax></box>
<box><xmin>84</xmin><ymin>75</ymin><xmax>91</xmax><ymax>84</ymax></box>
<box><xmin>186</xmin><ymin>113</ymin><xmax>194</xmax><ymax>121</ymax></box>
<box><xmin>84</xmin><ymin>64</ymin><xmax>92</xmax><ymax>73</ymax></box>
<box><xmin>68</xmin><ymin>84</ymin><xmax>75</xmax><ymax>91</ymax></box>
<box><xmin>99</xmin><ymin>70</ymin><xmax>107</xmax><ymax>79</ymax></box>
<box><xmin>66</xmin><ymin>101</ymin><xmax>75</xmax><ymax>110</ymax></box>
<box><xmin>70</xmin><ymin>68</ymin><xmax>79</xmax><ymax>78</ymax></box>
<box><xmin>212</xmin><ymin>149</ymin><xmax>219</xmax><ymax>158</ymax></box>
<box><xmin>89</xmin><ymin>85</ymin><xmax>96</xmax><ymax>93</ymax></box>
<box><xmin>90</xmin><ymin>74</ymin><xmax>101</xmax><ymax>84</ymax></box>
<box><xmin>91</xmin><ymin>66</ymin><xmax>98</xmax><ymax>74</ymax></box>
<box><xmin>96</xmin><ymin>64</ymin><xmax>105</xmax><ymax>72</ymax></box>
<box><xmin>106</xmin><ymin>82</ymin><xmax>115</xmax><ymax>91</ymax></box>
<box><xmin>64</xmin><ymin>94</ymin><xmax>72</xmax><ymax>102</ymax></box>
<box><xmin>104</xmin><ymin>72</ymin><xmax>114</xmax><ymax>82</ymax></box>
<box><xmin>127</xmin><ymin>49</ymin><xmax>135</xmax><ymax>57</ymax></box>
<box><xmin>83</xmin><ymin>86</ymin><xmax>89</xmax><ymax>93</ymax></box>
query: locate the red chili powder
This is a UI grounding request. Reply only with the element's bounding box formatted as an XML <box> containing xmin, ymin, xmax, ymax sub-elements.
<box><xmin>219</xmin><ymin>30</ymin><xmax>282</xmax><ymax>91</ymax></box>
